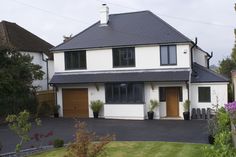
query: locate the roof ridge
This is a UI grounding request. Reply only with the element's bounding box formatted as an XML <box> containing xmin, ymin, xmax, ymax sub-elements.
<box><xmin>110</xmin><ymin>10</ymin><xmax>150</xmax><ymax>16</ymax></box>
<box><xmin>148</xmin><ymin>11</ymin><xmax>192</xmax><ymax>43</ymax></box>
<box><xmin>194</xmin><ymin>62</ymin><xmax>228</xmax><ymax>81</ymax></box>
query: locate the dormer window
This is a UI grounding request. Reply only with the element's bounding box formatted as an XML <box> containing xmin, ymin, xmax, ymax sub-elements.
<box><xmin>113</xmin><ymin>47</ymin><xmax>135</xmax><ymax>67</ymax></box>
<box><xmin>160</xmin><ymin>45</ymin><xmax>177</xmax><ymax>65</ymax></box>
<box><xmin>64</xmin><ymin>51</ymin><xmax>86</xmax><ymax>70</ymax></box>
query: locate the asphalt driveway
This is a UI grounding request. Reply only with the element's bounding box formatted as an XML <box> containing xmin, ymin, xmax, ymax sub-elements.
<box><xmin>0</xmin><ymin>118</ymin><xmax>208</xmax><ymax>153</ymax></box>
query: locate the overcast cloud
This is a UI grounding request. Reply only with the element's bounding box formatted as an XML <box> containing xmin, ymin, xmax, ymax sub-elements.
<box><xmin>1</xmin><ymin>0</ymin><xmax>235</xmax><ymax>65</ymax></box>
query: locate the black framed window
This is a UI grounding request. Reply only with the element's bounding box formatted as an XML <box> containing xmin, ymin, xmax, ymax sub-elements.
<box><xmin>105</xmin><ymin>83</ymin><xmax>144</xmax><ymax>104</ymax></box>
<box><xmin>113</xmin><ymin>47</ymin><xmax>135</xmax><ymax>67</ymax></box>
<box><xmin>64</xmin><ymin>51</ymin><xmax>86</xmax><ymax>70</ymax></box>
<box><xmin>198</xmin><ymin>87</ymin><xmax>211</xmax><ymax>102</ymax></box>
<box><xmin>159</xmin><ymin>87</ymin><xmax>182</xmax><ymax>102</ymax></box>
<box><xmin>160</xmin><ymin>45</ymin><xmax>177</xmax><ymax>65</ymax></box>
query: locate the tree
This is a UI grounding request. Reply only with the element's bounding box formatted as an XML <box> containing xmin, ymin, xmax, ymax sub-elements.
<box><xmin>0</xmin><ymin>46</ymin><xmax>44</xmax><ymax>116</ymax></box>
<box><xmin>6</xmin><ymin>110</ymin><xmax>41</xmax><ymax>154</ymax></box>
<box><xmin>217</xmin><ymin>4</ymin><xmax>236</xmax><ymax>101</ymax></box>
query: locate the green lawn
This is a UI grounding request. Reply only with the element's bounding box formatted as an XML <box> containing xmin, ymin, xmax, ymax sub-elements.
<box><xmin>30</xmin><ymin>141</ymin><xmax>207</xmax><ymax>157</ymax></box>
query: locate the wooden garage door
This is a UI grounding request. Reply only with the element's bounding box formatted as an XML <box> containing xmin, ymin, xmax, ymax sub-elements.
<box><xmin>62</xmin><ymin>88</ymin><xmax>88</xmax><ymax>118</ymax></box>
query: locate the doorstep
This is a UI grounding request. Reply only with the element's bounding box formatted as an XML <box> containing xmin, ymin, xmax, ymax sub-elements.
<box><xmin>160</xmin><ymin>117</ymin><xmax>183</xmax><ymax>120</ymax></box>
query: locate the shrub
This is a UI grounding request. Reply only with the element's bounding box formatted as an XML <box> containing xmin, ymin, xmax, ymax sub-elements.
<box><xmin>183</xmin><ymin>100</ymin><xmax>190</xmax><ymax>112</ymax></box>
<box><xmin>149</xmin><ymin>100</ymin><xmax>159</xmax><ymax>112</ymax></box>
<box><xmin>37</xmin><ymin>102</ymin><xmax>53</xmax><ymax>117</ymax></box>
<box><xmin>90</xmin><ymin>100</ymin><xmax>104</xmax><ymax>113</ymax></box>
<box><xmin>53</xmin><ymin>139</ymin><xmax>64</xmax><ymax>148</ymax></box>
<box><xmin>6</xmin><ymin>110</ymin><xmax>41</xmax><ymax>153</ymax></box>
<box><xmin>65</xmin><ymin>121</ymin><xmax>115</xmax><ymax>157</ymax></box>
<box><xmin>204</xmin><ymin>106</ymin><xmax>236</xmax><ymax>156</ymax></box>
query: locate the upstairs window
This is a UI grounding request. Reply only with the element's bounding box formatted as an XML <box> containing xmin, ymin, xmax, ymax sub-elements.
<box><xmin>64</xmin><ymin>51</ymin><xmax>86</xmax><ymax>70</ymax></box>
<box><xmin>160</xmin><ymin>45</ymin><xmax>177</xmax><ymax>65</ymax></box>
<box><xmin>113</xmin><ymin>47</ymin><xmax>135</xmax><ymax>67</ymax></box>
<box><xmin>198</xmin><ymin>87</ymin><xmax>211</xmax><ymax>102</ymax></box>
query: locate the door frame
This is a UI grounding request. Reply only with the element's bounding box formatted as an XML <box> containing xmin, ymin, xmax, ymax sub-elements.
<box><xmin>165</xmin><ymin>87</ymin><xmax>180</xmax><ymax>117</ymax></box>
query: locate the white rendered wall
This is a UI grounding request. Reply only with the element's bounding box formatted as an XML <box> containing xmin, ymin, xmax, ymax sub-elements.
<box><xmin>190</xmin><ymin>83</ymin><xmax>228</xmax><ymax>110</ymax></box>
<box><xmin>53</xmin><ymin>44</ymin><xmax>191</xmax><ymax>73</ymax></box>
<box><xmin>193</xmin><ymin>48</ymin><xmax>208</xmax><ymax>67</ymax></box>
<box><xmin>21</xmin><ymin>51</ymin><xmax>48</xmax><ymax>91</ymax></box>
<box><xmin>48</xmin><ymin>60</ymin><xmax>54</xmax><ymax>90</ymax></box>
<box><xmin>104</xmin><ymin>104</ymin><xmax>144</xmax><ymax>120</ymax></box>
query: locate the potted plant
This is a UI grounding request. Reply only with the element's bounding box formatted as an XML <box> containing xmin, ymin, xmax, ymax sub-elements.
<box><xmin>183</xmin><ymin>100</ymin><xmax>190</xmax><ymax>120</ymax></box>
<box><xmin>147</xmin><ymin>99</ymin><xmax>159</xmax><ymax>120</ymax></box>
<box><xmin>90</xmin><ymin>100</ymin><xmax>104</xmax><ymax>118</ymax></box>
<box><xmin>53</xmin><ymin>105</ymin><xmax>60</xmax><ymax>118</ymax></box>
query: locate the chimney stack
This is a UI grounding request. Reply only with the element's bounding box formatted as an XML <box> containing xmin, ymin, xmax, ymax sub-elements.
<box><xmin>100</xmin><ymin>4</ymin><xmax>109</xmax><ymax>26</ymax></box>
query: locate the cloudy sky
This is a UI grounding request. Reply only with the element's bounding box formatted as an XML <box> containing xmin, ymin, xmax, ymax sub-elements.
<box><xmin>1</xmin><ymin>0</ymin><xmax>235</xmax><ymax>65</ymax></box>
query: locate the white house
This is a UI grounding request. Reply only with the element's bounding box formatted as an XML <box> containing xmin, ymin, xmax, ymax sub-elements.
<box><xmin>0</xmin><ymin>20</ymin><xmax>54</xmax><ymax>91</ymax></box>
<box><xmin>50</xmin><ymin>5</ymin><xmax>228</xmax><ymax>120</ymax></box>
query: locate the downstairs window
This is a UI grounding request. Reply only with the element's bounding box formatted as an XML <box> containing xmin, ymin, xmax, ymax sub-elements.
<box><xmin>105</xmin><ymin>83</ymin><xmax>144</xmax><ymax>104</ymax></box>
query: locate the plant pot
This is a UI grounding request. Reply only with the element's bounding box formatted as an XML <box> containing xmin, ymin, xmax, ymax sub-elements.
<box><xmin>54</xmin><ymin>113</ymin><xmax>59</xmax><ymax>118</ymax></box>
<box><xmin>208</xmin><ymin>135</ymin><xmax>214</xmax><ymax>144</ymax></box>
<box><xmin>183</xmin><ymin>112</ymin><xmax>190</xmax><ymax>120</ymax></box>
<box><xmin>148</xmin><ymin>111</ymin><xmax>154</xmax><ymax>120</ymax></box>
<box><xmin>93</xmin><ymin>112</ymin><xmax>99</xmax><ymax>118</ymax></box>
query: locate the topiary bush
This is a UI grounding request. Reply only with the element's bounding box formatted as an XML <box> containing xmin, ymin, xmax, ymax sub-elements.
<box><xmin>90</xmin><ymin>100</ymin><xmax>104</xmax><ymax>113</ymax></box>
<box><xmin>53</xmin><ymin>138</ymin><xmax>64</xmax><ymax>148</ymax></box>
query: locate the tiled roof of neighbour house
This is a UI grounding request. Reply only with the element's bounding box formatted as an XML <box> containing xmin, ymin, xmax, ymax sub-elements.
<box><xmin>49</xmin><ymin>69</ymin><xmax>190</xmax><ymax>84</ymax></box>
<box><xmin>51</xmin><ymin>11</ymin><xmax>192</xmax><ymax>51</ymax></box>
<box><xmin>191</xmin><ymin>63</ymin><xmax>229</xmax><ymax>83</ymax></box>
<box><xmin>0</xmin><ymin>20</ymin><xmax>54</xmax><ymax>60</ymax></box>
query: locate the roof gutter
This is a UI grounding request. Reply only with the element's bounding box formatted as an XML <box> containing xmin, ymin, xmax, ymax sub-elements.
<box><xmin>207</xmin><ymin>52</ymin><xmax>213</xmax><ymax>69</ymax></box>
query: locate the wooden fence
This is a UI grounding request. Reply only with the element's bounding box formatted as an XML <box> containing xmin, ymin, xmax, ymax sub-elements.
<box><xmin>36</xmin><ymin>90</ymin><xmax>55</xmax><ymax>107</ymax></box>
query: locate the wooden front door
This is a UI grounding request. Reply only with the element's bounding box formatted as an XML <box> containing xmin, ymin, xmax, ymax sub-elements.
<box><xmin>62</xmin><ymin>88</ymin><xmax>89</xmax><ymax>118</ymax></box>
<box><xmin>166</xmin><ymin>87</ymin><xmax>179</xmax><ymax>117</ymax></box>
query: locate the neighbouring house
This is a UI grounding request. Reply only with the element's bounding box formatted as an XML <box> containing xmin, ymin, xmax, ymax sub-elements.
<box><xmin>0</xmin><ymin>20</ymin><xmax>54</xmax><ymax>91</ymax></box>
<box><xmin>50</xmin><ymin>4</ymin><xmax>228</xmax><ymax>119</ymax></box>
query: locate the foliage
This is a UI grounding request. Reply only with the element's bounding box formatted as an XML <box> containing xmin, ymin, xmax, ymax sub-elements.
<box><xmin>183</xmin><ymin>100</ymin><xmax>190</xmax><ymax>112</ymax></box>
<box><xmin>203</xmin><ymin>131</ymin><xmax>236</xmax><ymax>157</ymax></box>
<box><xmin>0</xmin><ymin>46</ymin><xmax>44</xmax><ymax>116</ymax></box>
<box><xmin>207</xmin><ymin>117</ymin><xmax>217</xmax><ymax>137</ymax></box>
<box><xmin>225</xmin><ymin>101</ymin><xmax>236</xmax><ymax>125</ymax></box>
<box><xmin>53</xmin><ymin>139</ymin><xmax>64</xmax><ymax>148</ymax></box>
<box><xmin>37</xmin><ymin>102</ymin><xmax>53</xmax><ymax>117</ymax></box>
<box><xmin>90</xmin><ymin>100</ymin><xmax>104</xmax><ymax>113</ymax></box>
<box><xmin>65</xmin><ymin>121</ymin><xmax>114</xmax><ymax>157</ymax></box>
<box><xmin>216</xmin><ymin>107</ymin><xmax>231</xmax><ymax>133</ymax></box>
<box><xmin>204</xmin><ymin>107</ymin><xmax>235</xmax><ymax>157</ymax></box>
<box><xmin>31</xmin><ymin>130</ymin><xmax>53</xmax><ymax>149</ymax></box>
<box><xmin>5</xmin><ymin>110</ymin><xmax>41</xmax><ymax>153</ymax></box>
<box><xmin>149</xmin><ymin>99</ymin><xmax>159</xmax><ymax>112</ymax></box>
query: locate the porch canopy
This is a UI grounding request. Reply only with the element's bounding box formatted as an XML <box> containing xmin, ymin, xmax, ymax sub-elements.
<box><xmin>49</xmin><ymin>69</ymin><xmax>190</xmax><ymax>85</ymax></box>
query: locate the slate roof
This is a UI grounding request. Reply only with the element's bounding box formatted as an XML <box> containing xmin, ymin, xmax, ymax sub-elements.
<box><xmin>52</xmin><ymin>11</ymin><xmax>192</xmax><ymax>51</ymax></box>
<box><xmin>0</xmin><ymin>20</ymin><xmax>54</xmax><ymax>59</ymax></box>
<box><xmin>191</xmin><ymin>63</ymin><xmax>229</xmax><ymax>83</ymax></box>
<box><xmin>49</xmin><ymin>69</ymin><xmax>190</xmax><ymax>84</ymax></box>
